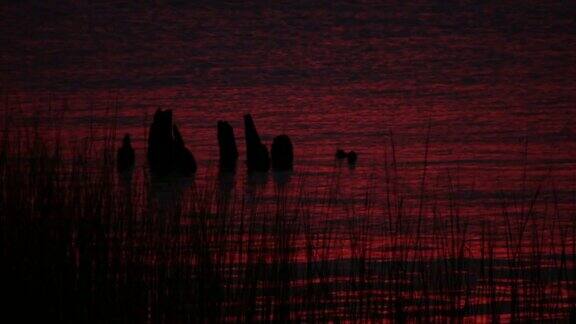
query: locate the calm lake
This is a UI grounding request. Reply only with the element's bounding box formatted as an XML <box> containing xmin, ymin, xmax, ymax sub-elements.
<box><xmin>1</xmin><ymin>1</ymin><xmax>575</xmax><ymax>321</ymax></box>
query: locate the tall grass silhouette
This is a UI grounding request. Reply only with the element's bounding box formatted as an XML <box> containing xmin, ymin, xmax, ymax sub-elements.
<box><xmin>0</xmin><ymin>114</ymin><xmax>574</xmax><ymax>322</ymax></box>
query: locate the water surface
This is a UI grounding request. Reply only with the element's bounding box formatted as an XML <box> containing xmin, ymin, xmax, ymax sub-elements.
<box><xmin>1</xmin><ymin>1</ymin><xmax>575</xmax><ymax>321</ymax></box>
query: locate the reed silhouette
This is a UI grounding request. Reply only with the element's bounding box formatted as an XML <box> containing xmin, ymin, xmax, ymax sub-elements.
<box><xmin>1</xmin><ymin>115</ymin><xmax>574</xmax><ymax>323</ymax></box>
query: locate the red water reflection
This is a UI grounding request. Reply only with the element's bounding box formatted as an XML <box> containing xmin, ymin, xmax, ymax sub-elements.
<box><xmin>2</xmin><ymin>0</ymin><xmax>576</xmax><ymax>321</ymax></box>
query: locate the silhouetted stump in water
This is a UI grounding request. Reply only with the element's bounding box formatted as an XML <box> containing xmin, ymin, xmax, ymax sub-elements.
<box><xmin>149</xmin><ymin>174</ymin><xmax>194</xmax><ymax>217</ymax></box>
<box><xmin>147</xmin><ymin>109</ymin><xmax>197</xmax><ymax>175</ymax></box>
<box><xmin>148</xmin><ymin>109</ymin><xmax>174</xmax><ymax>174</ymax></box>
<box><xmin>347</xmin><ymin>151</ymin><xmax>357</xmax><ymax>165</ymax></box>
<box><xmin>244</xmin><ymin>114</ymin><xmax>270</xmax><ymax>172</ymax></box>
<box><xmin>273</xmin><ymin>170</ymin><xmax>292</xmax><ymax>186</ymax></box>
<box><xmin>217</xmin><ymin>170</ymin><xmax>235</xmax><ymax>196</ymax></box>
<box><xmin>173</xmin><ymin>125</ymin><xmax>197</xmax><ymax>175</ymax></box>
<box><xmin>217</xmin><ymin>120</ymin><xmax>238</xmax><ymax>172</ymax></box>
<box><xmin>271</xmin><ymin>135</ymin><xmax>293</xmax><ymax>171</ymax></box>
<box><xmin>335</xmin><ymin>149</ymin><xmax>347</xmax><ymax>159</ymax></box>
<box><xmin>117</xmin><ymin>133</ymin><xmax>135</xmax><ymax>172</ymax></box>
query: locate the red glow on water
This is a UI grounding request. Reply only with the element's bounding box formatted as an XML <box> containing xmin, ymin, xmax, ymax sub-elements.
<box><xmin>2</xmin><ymin>1</ymin><xmax>576</xmax><ymax>321</ymax></box>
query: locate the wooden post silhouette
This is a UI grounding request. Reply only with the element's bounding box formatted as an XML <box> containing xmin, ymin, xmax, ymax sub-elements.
<box><xmin>243</xmin><ymin>114</ymin><xmax>270</xmax><ymax>172</ymax></box>
<box><xmin>173</xmin><ymin>125</ymin><xmax>197</xmax><ymax>175</ymax></box>
<box><xmin>271</xmin><ymin>135</ymin><xmax>293</xmax><ymax>171</ymax></box>
<box><xmin>217</xmin><ymin>121</ymin><xmax>238</xmax><ymax>172</ymax></box>
<box><xmin>147</xmin><ymin>109</ymin><xmax>197</xmax><ymax>175</ymax></box>
<box><xmin>117</xmin><ymin>133</ymin><xmax>135</xmax><ymax>172</ymax></box>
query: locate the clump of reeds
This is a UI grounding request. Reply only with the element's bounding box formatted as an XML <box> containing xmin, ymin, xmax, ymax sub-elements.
<box><xmin>0</xmin><ymin>111</ymin><xmax>573</xmax><ymax>322</ymax></box>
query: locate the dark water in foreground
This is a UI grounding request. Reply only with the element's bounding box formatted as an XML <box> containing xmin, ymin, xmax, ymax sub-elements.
<box><xmin>1</xmin><ymin>1</ymin><xmax>575</xmax><ymax>321</ymax></box>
